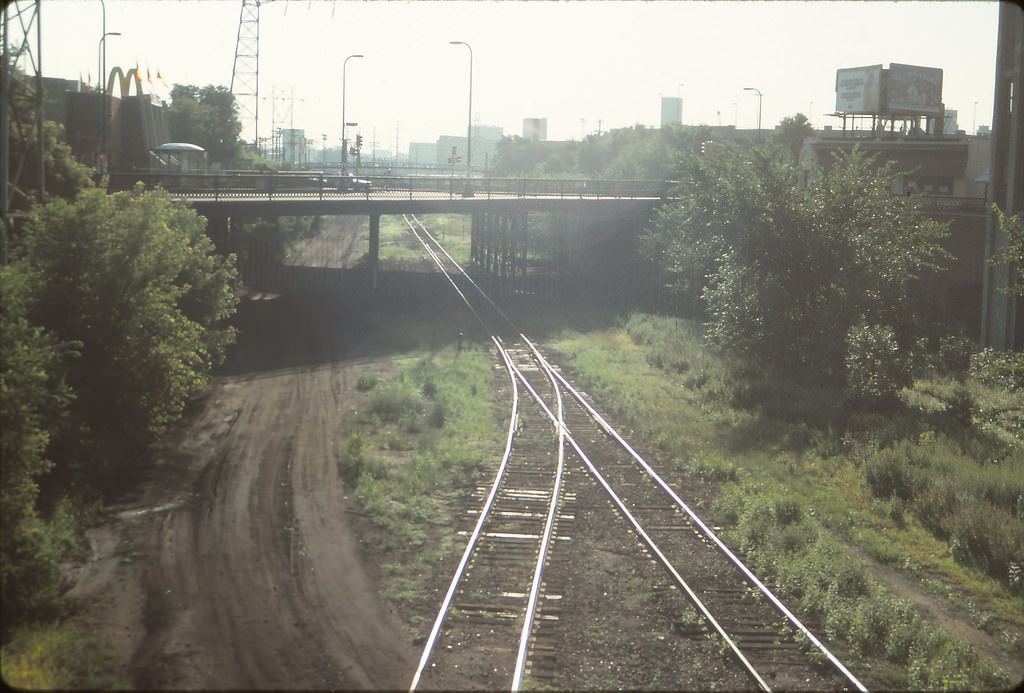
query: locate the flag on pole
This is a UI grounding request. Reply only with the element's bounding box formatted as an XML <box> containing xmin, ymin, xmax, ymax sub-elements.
<box><xmin>157</xmin><ymin>70</ymin><xmax>168</xmax><ymax>89</ymax></box>
<box><xmin>146</xmin><ymin>67</ymin><xmax>152</xmax><ymax>84</ymax></box>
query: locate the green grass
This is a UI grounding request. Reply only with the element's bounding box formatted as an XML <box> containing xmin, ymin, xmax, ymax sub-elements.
<box><xmin>376</xmin><ymin>214</ymin><xmax>473</xmax><ymax>265</ymax></box>
<box><xmin>342</xmin><ymin>337</ymin><xmax>504</xmax><ymax>611</ymax></box>
<box><xmin>0</xmin><ymin>622</ymin><xmax>127</xmax><ymax>690</ymax></box>
<box><xmin>550</xmin><ymin>312</ymin><xmax>1021</xmax><ymax>690</ymax></box>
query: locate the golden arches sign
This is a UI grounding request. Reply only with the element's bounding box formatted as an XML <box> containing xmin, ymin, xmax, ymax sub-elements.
<box><xmin>105</xmin><ymin>67</ymin><xmax>144</xmax><ymax>98</ymax></box>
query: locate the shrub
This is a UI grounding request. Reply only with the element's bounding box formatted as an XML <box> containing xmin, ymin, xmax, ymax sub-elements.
<box><xmin>863</xmin><ymin>444</ymin><xmax>923</xmax><ymax>501</ymax></box>
<box><xmin>970</xmin><ymin>348</ymin><xmax>1024</xmax><ymax>391</ymax></box>
<box><xmin>368</xmin><ymin>384</ymin><xmax>425</xmax><ymax>425</ymax></box>
<box><xmin>935</xmin><ymin>333</ymin><xmax>975</xmax><ymax>377</ymax></box>
<box><xmin>356</xmin><ymin>374</ymin><xmax>378</xmax><ymax>392</ymax></box>
<box><xmin>0</xmin><ymin>622</ymin><xmax>124</xmax><ymax>689</ymax></box>
<box><xmin>845</xmin><ymin>323</ymin><xmax>913</xmax><ymax>408</ymax></box>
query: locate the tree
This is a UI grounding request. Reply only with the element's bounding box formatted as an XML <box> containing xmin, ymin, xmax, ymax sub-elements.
<box><xmin>989</xmin><ymin>205</ymin><xmax>1024</xmax><ymax>297</ymax></box>
<box><xmin>0</xmin><ymin>269</ymin><xmax>76</xmax><ymax>626</ymax></box>
<box><xmin>12</xmin><ymin>184</ymin><xmax>238</xmax><ymax>485</ymax></box>
<box><xmin>641</xmin><ymin>142</ymin><xmax>949</xmax><ymax>380</ymax></box>
<box><xmin>772</xmin><ymin>113</ymin><xmax>816</xmax><ymax>162</ymax></box>
<box><xmin>4</xmin><ymin>67</ymin><xmax>95</xmax><ymax>214</ymax></box>
<box><xmin>168</xmin><ymin>84</ymin><xmax>245</xmax><ymax>164</ymax></box>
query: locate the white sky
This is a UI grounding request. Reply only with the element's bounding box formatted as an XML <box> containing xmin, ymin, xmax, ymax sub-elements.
<box><xmin>34</xmin><ymin>0</ymin><xmax>1000</xmax><ymax>155</ymax></box>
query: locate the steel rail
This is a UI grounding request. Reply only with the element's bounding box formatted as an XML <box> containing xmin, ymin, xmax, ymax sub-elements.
<box><xmin>405</xmin><ymin>216</ymin><xmax>562</xmax><ymax>691</ymax></box>
<box><xmin>405</xmin><ymin>214</ymin><xmax>862</xmax><ymax>691</ymax></box>
<box><xmin>502</xmin><ymin>348</ymin><xmax>772</xmax><ymax>692</ymax></box>
<box><xmin>523</xmin><ymin>335</ymin><xmax>869</xmax><ymax>693</ymax></box>
<box><xmin>406</xmin><ymin>339</ymin><xmax>520</xmax><ymax>692</ymax></box>
<box><xmin>509</xmin><ymin>336</ymin><xmax>566</xmax><ymax>691</ymax></box>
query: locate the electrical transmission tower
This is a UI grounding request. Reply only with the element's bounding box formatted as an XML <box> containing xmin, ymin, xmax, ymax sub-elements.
<box><xmin>230</xmin><ymin>0</ymin><xmax>261</xmax><ymax>154</ymax></box>
<box><xmin>2</xmin><ymin>0</ymin><xmax>44</xmax><ymax>265</ymax></box>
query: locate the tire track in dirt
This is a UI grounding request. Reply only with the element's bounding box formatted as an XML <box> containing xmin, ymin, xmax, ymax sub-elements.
<box><xmin>122</xmin><ymin>295</ymin><xmax>412</xmax><ymax>689</ymax></box>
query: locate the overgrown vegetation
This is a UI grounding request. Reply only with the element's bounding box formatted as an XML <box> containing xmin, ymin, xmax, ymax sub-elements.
<box><xmin>1</xmin><ymin>184</ymin><xmax>237</xmax><ymax>680</ymax></box>
<box><xmin>339</xmin><ymin>343</ymin><xmax>503</xmax><ymax>615</ymax></box>
<box><xmin>641</xmin><ymin>143</ymin><xmax>949</xmax><ymax>386</ymax></box>
<box><xmin>552</xmin><ymin>313</ymin><xmax>1021</xmax><ymax>689</ymax></box>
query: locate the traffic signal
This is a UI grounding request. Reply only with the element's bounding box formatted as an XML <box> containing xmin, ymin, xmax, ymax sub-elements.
<box><xmin>355</xmin><ymin>134</ymin><xmax>363</xmax><ymax>150</ymax></box>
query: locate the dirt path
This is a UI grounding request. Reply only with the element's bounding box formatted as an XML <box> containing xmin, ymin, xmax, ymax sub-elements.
<box><xmin>67</xmin><ymin>215</ymin><xmax>417</xmax><ymax>689</ymax></box>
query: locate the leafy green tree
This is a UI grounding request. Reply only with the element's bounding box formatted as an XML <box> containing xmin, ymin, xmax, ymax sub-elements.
<box><xmin>772</xmin><ymin>113</ymin><xmax>815</xmax><ymax>162</ymax></box>
<box><xmin>168</xmin><ymin>84</ymin><xmax>244</xmax><ymax>164</ymax></box>
<box><xmin>642</xmin><ymin>143</ymin><xmax>949</xmax><ymax>379</ymax></box>
<box><xmin>3</xmin><ymin>67</ymin><xmax>95</xmax><ymax>213</ymax></box>
<box><xmin>492</xmin><ymin>124</ymin><xmax>705</xmax><ymax>180</ymax></box>
<box><xmin>0</xmin><ymin>269</ymin><xmax>77</xmax><ymax>626</ymax></box>
<box><xmin>989</xmin><ymin>205</ymin><xmax>1024</xmax><ymax>297</ymax></box>
<box><xmin>12</xmin><ymin>184</ymin><xmax>238</xmax><ymax>485</ymax></box>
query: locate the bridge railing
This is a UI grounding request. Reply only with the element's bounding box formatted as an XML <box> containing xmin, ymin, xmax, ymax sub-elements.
<box><xmin>108</xmin><ymin>170</ymin><xmax>674</xmax><ymax>202</ymax></box>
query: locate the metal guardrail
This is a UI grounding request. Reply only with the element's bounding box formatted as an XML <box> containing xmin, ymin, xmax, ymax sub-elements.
<box><xmin>108</xmin><ymin>170</ymin><xmax>674</xmax><ymax>202</ymax></box>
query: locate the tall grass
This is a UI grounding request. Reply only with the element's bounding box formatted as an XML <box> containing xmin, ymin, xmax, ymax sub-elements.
<box><xmin>342</xmin><ymin>343</ymin><xmax>503</xmax><ymax>607</ymax></box>
<box><xmin>0</xmin><ymin>622</ymin><xmax>126</xmax><ymax>689</ymax></box>
<box><xmin>551</xmin><ymin>312</ymin><xmax>1020</xmax><ymax>690</ymax></box>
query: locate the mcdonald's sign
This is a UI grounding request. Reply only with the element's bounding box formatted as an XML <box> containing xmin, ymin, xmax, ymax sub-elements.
<box><xmin>105</xmin><ymin>66</ymin><xmax>144</xmax><ymax>98</ymax></box>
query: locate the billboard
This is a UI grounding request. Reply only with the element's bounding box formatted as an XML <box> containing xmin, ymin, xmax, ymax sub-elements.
<box><xmin>835</xmin><ymin>65</ymin><xmax>883</xmax><ymax>114</ymax></box>
<box><xmin>887</xmin><ymin>63</ymin><xmax>943</xmax><ymax>114</ymax></box>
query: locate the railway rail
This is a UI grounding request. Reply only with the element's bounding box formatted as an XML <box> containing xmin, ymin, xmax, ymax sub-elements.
<box><xmin>401</xmin><ymin>214</ymin><xmax>867</xmax><ymax>691</ymax></box>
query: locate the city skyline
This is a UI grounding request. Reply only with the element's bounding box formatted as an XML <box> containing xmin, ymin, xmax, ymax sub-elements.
<box><xmin>37</xmin><ymin>0</ymin><xmax>1000</xmax><ymax>155</ymax></box>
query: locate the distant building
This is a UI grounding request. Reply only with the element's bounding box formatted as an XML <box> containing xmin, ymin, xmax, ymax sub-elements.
<box><xmin>660</xmin><ymin>97</ymin><xmax>682</xmax><ymax>127</ymax></box>
<box><xmin>280</xmin><ymin>128</ymin><xmax>306</xmax><ymax>165</ymax></box>
<box><xmin>409</xmin><ymin>142</ymin><xmax>437</xmax><ymax>166</ymax></box>
<box><xmin>64</xmin><ymin>82</ymin><xmax>170</xmax><ymax>172</ymax></box>
<box><xmin>523</xmin><ymin>118</ymin><xmax>547</xmax><ymax>141</ymax></box>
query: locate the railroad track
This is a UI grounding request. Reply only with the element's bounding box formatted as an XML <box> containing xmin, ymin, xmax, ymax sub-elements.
<box><xmin>402</xmin><ymin>214</ymin><xmax>867</xmax><ymax>692</ymax></box>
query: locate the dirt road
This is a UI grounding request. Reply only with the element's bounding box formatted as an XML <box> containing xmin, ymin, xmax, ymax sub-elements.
<box><xmin>69</xmin><ymin>265</ymin><xmax>419</xmax><ymax>688</ymax></box>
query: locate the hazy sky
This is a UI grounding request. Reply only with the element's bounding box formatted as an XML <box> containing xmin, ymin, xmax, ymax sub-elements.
<box><xmin>36</xmin><ymin>0</ymin><xmax>1000</xmax><ymax>154</ymax></box>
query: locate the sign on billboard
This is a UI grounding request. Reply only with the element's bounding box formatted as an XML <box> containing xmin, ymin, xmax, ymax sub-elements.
<box><xmin>887</xmin><ymin>64</ymin><xmax>943</xmax><ymax>114</ymax></box>
<box><xmin>835</xmin><ymin>65</ymin><xmax>883</xmax><ymax>114</ymax></box>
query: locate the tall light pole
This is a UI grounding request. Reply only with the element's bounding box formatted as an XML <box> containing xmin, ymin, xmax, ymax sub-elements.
<box><xmin>450</xmin><ymin>41</ymin><xmax>473</xmax><ymax>181</ymax></box>
<box><xmin>341</xmin><ymin>53</ymin><xmax>363</xmax><ymax>173</ymax></box>
<box><xmin>97</xmin><ymin>31</ymin><xmax>120</xmax><ymax>95</ymax></box>
<box><xmin>97</xmin><ymin>30</ymin><xmax>120</xmax><ymax>169</ymax></box>
<box><xmin>744</xmin><ymin>86</ymin><xmax>763</xmax><ymax>139</ymax></box>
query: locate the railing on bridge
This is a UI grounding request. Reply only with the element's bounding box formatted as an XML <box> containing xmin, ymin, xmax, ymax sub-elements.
<box><xmin>108</xmin><ymin>170</ymin><xmax>674</xmax><ymax>202</ymax></box>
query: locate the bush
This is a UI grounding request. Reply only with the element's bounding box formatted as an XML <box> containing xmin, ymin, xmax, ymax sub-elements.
<box><xmin>0</xmin><ymin>622</ymin><xmax>124</xmax><ymax>689</ymax></box>
<box><xmin>845</xmin><ymin>323</ymin><xmax>913</xmax><ymax>408</ymax></box>
<box><xmin>367</xmin><ymin>384</ymin><xmax>425</xmax><ymax>426</ymax></box>
<box><xmin>356</xmin><ymin>374</ymin><xmax>378</xmax><ymax>392</ymax></box>
<box><xmin>970</xmin><ymin>348</ymin><xmax>1024</xmax><ymax>391</ymax></box>
<box><xmin>935</xmin><ymin>334</ymin><xmax>975</xmax><ymax>377</ymax></box>
<box><xmin>863</xmin><ymin>445</ymin><xmax>923</xmax><ymax>501</ymax></box>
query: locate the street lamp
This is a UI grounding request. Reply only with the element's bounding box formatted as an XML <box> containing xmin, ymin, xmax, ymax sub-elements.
<box><xmin>97</xmin><ymin>30</ymin><xmax>121</xmax><ymax>169</ymax></box>
<box><xmin>450</xmin><ymin>41</ymin><xmax>473</xmax><ymax>182</ymax></box>
<box><xmin>97</xmin><ymin>31</ymin><xmax>120</xmax><ymax>95</ymax></box>
<box><xmin>744</xmin><ymin>87</ymin><xmax>763</xmax><ymax>138</ymax></box>
<box><xmin>342</xmin><ymin>54</ymin><xmax>363</xmax><ymax>173</ymax></box>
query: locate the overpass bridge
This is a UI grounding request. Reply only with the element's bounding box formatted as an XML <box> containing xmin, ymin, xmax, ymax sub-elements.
<box><xmin>110</xmin><ymin>171</ymin><xmax>672</xmax><ymax>292</ymax></box>
<box><xmin>110</xmin><ymin>171</ymin><xmax>672</xmax><ymax>218</ymax></box>
<box><xmin>109</xmin><ymin>171</ymin><xmax>672</xmax><ymax>292</ymax></box>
